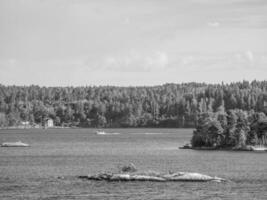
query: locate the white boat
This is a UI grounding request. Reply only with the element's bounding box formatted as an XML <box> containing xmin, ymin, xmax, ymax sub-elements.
<box><xmin>251</xmin><ymin>146</ymin><xmax>266</xmax><ymax>152</ymax></box>
<box><xmin>95</xmin><ymin>130</ymin><xmax>107</xmax><ymax>135</ymax></box>
<box><xmin>1</xmin><ymin>141</ymin><xmax>30</xmax><ymax>147</ymax></box>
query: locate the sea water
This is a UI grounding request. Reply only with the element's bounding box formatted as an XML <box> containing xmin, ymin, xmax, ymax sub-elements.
<box><xmin>0</xmin><ymin>128</ymin><xmax>266</xmax><ymax>199</ymax></box>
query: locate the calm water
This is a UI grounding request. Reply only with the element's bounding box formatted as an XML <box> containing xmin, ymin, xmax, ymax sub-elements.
<box><xmin>0</xmin><ymin>128</ymin><xmax>266</xmax><ymax>200</ymax></box>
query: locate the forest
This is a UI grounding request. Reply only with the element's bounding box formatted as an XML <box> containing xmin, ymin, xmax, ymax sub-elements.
<box><xmin>0</xmin><ymin>80</ymin><xmax>267</xmax><ymax>128</ymax></box>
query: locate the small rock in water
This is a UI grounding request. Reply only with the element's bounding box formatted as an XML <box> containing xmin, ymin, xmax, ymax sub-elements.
<box><xmin>120</xmin><ymin>163</ymin><xmax>137</xmax><ymax>173</ymax></box>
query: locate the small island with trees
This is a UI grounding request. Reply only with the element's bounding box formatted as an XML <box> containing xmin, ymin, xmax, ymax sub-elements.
<box><xmin>189</xmin><ymin>108</ymin><xmax>267</xmax><ymax>151</ymax></box>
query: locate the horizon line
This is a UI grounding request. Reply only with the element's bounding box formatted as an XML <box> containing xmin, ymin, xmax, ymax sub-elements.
<box><xmin>1</xmin><ymin>79</ymin><xmax>266</xmax><ymax>88</ymax></box>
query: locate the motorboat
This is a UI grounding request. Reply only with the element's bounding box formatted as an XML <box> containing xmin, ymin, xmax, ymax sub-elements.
<box><xmin>95</xmin><ymin>130</ymin><xmax>107</xmax><ymax>135</ymax></box>
<box><xmin>251</xmin><ymin>146</ymin><xmax>266</xmax><ymax>152</ymax></box>
<box><xmin>95</xmin><ymin>130</ymin><xmax>120</xmax><ymax>135</ymax></box>
<box><xmin>179</xmin><ymin>143</ymin><xmax>192</xmax><ymax>149</ymax></box>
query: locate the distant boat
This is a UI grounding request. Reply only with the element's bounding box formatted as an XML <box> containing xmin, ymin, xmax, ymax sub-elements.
<box><xmin>1</xmin><ymin>141</ymin><xmax>30</xmax><ymax>147</ymax></box>
<box><xmin>251</xmin><ymin>146</ymin><xmax>266</xmax><ymax>152</ymax></box>
<box><xmin>95</xmin><ymin>130</ymin><xmax>120</xmax><ymax>135</ymax></box>
<box><xmin>95</xmin><ymin>130</ymin><xmax>107</xmax><ymax>135</ymax></box>
<box><xmin>179</xmin><ymin>143</ymin><xmax>192</xmax><ymax>149</ymax></box>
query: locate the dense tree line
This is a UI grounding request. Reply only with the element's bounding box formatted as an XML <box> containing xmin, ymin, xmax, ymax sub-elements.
<box><xmin>0</xmin><ymin>80</ymin><xmax>267</xmax><ymax>128</ymax></box>
<box><xmin>191</xmin><ymin>109</ymin><xmax>267</xmax><ymax>148</ymax></box>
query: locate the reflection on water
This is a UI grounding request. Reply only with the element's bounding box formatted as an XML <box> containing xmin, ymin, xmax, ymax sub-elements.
<box><xmin>0</xmin><ymin>128</ymin><xmax>267</xmax><ymax>200</ymax></box>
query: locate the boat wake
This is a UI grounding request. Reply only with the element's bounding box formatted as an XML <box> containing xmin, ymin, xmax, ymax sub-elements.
<box><xmin>95</xmin><ymin>131</ymin><xmax>120</xmax><ymax>135</ymax></box>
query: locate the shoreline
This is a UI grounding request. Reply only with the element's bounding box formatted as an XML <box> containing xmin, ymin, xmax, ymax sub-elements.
<box><xmin>179</xmin><ymin>145</ymin><xmax>267</xmax><ymax>152</ymax></box>
<box><xmin>0</xmin><ymin>127</ymin><xmax>194</xmax><ymax>130</ymax></box>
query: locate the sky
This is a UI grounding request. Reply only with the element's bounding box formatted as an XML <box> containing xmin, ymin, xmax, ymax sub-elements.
<box><xmin>0</xmin><ymin>0</ymin><xmax>266</xmax><ymax>86</ymax></box>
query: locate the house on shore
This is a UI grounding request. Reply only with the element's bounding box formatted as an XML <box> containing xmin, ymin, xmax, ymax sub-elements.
<box><xmin>44</xmin><ymin>118</ymin><xmax>54</xmax><ymax>128</ymax></box>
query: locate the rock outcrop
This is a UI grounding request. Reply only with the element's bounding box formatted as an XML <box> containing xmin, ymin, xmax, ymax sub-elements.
<box><xmin>78</xmin><ymin>171</ymin><xmax>226</xmax><ymax>182</ymax></box>
<box><xmin>1</xmin><ymin>141</ymin><xmax>30</xmax><ymax>147</ymax></box>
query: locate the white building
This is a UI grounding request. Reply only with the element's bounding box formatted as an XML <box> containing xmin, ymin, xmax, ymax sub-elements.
<box><xmin>45</xmin><ymin>119</ymin><xmax>54</xmax><ymax>128</ymax></box>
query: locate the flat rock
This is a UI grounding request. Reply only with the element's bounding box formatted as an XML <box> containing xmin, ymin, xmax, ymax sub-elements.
<box><xmin>1</xmin><ymin>141</ymin><xmax>30</xmax><ymax>147</ymax></box>
<box><xmin>78</xmin><ymin>171</ymin><xmax>226</xmax><ymax>182</ymax></box>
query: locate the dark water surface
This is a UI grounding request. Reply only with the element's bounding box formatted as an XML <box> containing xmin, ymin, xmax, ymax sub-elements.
<box><xmin>0</xmin><ymin>128</ymin><xmax>266</xmax><ymax>200</ymax></box>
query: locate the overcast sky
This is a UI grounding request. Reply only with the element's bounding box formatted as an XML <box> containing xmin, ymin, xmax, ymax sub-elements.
<box><xmin>0</xmin><ymin>0</ymin><xmax>266</xmax><ymax>86</ymax></box>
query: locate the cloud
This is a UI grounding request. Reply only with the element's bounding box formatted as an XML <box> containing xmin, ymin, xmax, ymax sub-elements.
<box><xmin>124</xmin><ymin>17</ymin><xmax>130</xmax><ymax>25</ymax></box>
<box><xmin>90</xmin><ymin>51</ymin><xmax>169</xmax><ymax>72</ymax></box>
<box><xmin>245</xmin><ymin>50</ymin><xmax>254</xmax><ymax>62</ymax></box>
<box><xmin>145</xmin><ymin>52</ymin><xmax>169</xmax><ymax>70</ymax></box>
<box><xmin>208</xmin><ymin>21</ymin><xmax>220</xmax><ymax>28</ymax></box>
<box><xmin>174</xmin><ymin>51</ymin><xmax>266</xmax><ymax>72</ymax></box>
<box><xmin>181</xmin><ymin>56</ymin><xmax>194</xmax><ymax>65</ymax></box>
<box><xmin>0</xmin><ymin>58</ymin><xmax>17</xmax><ymax>69</ymax></box>
<box><xmin>234</xmin><ymin>50</ymin><xmax>255</xmax><ymax>66</ymax></box>
<box><xmin>93</xmin><ymin>50</ymin><xmax>264</xmax><ymax>73</ymax></box>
